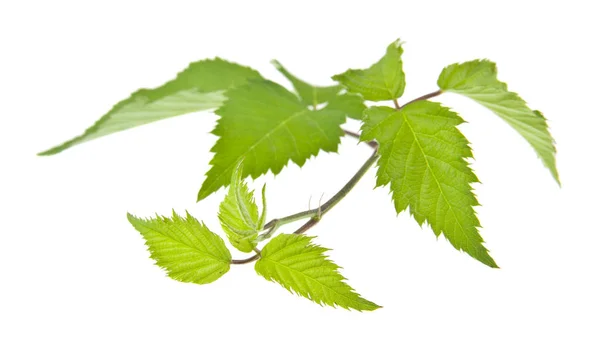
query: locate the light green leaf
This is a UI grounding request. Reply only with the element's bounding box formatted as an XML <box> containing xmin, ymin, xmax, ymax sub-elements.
<box><xmin>255</xmin><ymin>234</ymin><xmax>380</xmax><ymax>311</ymax></box>
<box><xmin>218</xmin><ymin>160</ymin><xmax>266</xmax><ymax>253</ymax></box>
<box><xmin>39</xmin><ymin>58</ymin><xmax>262</xmax><ymax>155</ymax></box>
<box><xmin>332</xmin><ymin>39</ymin><xmax>406</xmax><ymax>101</ymax></box>
<box><xmin>324</xmin><ymin>93</ymin><xmax>367</xmax><ymax>120</ymax></box>
<box><xmin>271</xmin><ymin>60</ymin><xmax>342</xmax><ymax>107</ymax></box>
<box><xmin>361</xmin><ymin>102</ymin><xmax>497</xmax><ymax>267</ymax></box>
<box><xmin>198</xmin><ymin>79</ymin><xmax>345</xmax><ymax>200</ymax></box>
<box><xmin>127</xmin><ymin>211</ymin><xmax>231</xmax><ymax>284</ymax></box>
<box><xmin>437</xmin><ymin>59</ymin><xmax>559</xmax><ymax>184</ymax></box>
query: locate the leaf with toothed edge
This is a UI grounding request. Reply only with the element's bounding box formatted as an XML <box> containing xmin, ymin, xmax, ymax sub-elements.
<box><xmin>437</xmin><ymin>59</ymin><xmax>559</xmax><ymax>184</ymax></box>
<box><xmin>39</xmin><ymin>58</ymin><xmax>262</xmax><ymax>155</ymax></box>
<box><xmin>218</xmin><ymin>159</ymin><xmax>267</xmax><ymax>253</ymax></box>
<box><xmin>127</xmin><ymin>211</ymin><xmax>231</xmax><ymax>284</ymax></box>
<box><xmin>332</xmin><ymin>39</ymin><xmax>406</xmax><ymax>102</ymax></box>
<box><xmin>361</xmin><ymin>101</ymin><xmax>497</xmax><ymax>267</ymax></box>
<box><xmin>255</xmin><ymin>234</ymin><xmax>381</xmax><ymax>311</ymax></box>
<box><xmin>197</xmin><ymin>79</ymin><xmax>346</xmax><ymax>201</ymax></box>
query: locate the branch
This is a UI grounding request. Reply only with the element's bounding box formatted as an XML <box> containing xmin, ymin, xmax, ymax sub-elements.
<box><xmin>292</xmin><ymin>149</ymin><xmax>378</xmax><ymax>234</ymax></box>
<box><xmin>231</xmin><ymin>90</ymin><xmax>444</xmax><ymax>265</ymax></box>
<box><xmin>263</xmin><ymin>145</ymin><xmax>379</xmax><ymax>233</ymax></box>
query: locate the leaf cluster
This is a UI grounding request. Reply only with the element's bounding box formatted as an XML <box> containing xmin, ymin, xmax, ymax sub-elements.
<box><xmin>41</xmin><ymin>38</ymin><xmax>559</xmax><ymax>310</ymax></box>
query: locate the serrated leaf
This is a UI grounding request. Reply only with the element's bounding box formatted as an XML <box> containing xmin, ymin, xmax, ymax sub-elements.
<box><xmin>255</xmin><ymin>234</ymin><xmax>380</xmax><ymax>311</ymax></box>
<box><xmin>437</xmin><ymin>59</ymin><xmax>559</xmax><ymax>184</ymax></box>
<box><xmin>127</xmin><ymin>211</ymin><xmax>231</xmax><ymax>284</ymax></box>
<box><xmin>361</xmin><ymin>102</ymin><xmax>497</xmax><ymax>267</ymax></box>
<box><xmin>271</xmin><ymin>60</ymin><xmax>342</xmax><ymax>107</ymax></box>
<box><xmin>218</xmin><ymin>160</ymin><xmax>266</xmax><ymax>253</ymax></box>
<box><xmin>332</xmin><ymin>39</ymin><xmax>406</xmax><ymax>101</ymax></box>
<box><xmin>198</xmin><ymin>79</ymin><xmax>345</xmax><ymax>200</ymax></box>
<box><xmin>39</xmin><ymin>58</ymin><xmax>262</xmax><ymax>155</ymax></box>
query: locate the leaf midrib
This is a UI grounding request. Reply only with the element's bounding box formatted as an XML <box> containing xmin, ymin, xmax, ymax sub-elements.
<box><xmin>260</xmin><ymin>256</ymin><xmax>371</xmax><ymax>308</ymax></box>
<box><xmin>134</xmin><ymin>219</ymin><xmax>229</xmax><ymax>263</ymax></box>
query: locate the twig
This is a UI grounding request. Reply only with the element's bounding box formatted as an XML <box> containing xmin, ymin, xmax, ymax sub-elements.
<box><xmin>231</xmin><ymin>131</ymin><xmax>378</xmax><ymax>264</ymax></box>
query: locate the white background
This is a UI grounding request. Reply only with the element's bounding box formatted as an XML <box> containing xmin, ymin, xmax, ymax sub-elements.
<box><xmin>1</xmin><ymin>0</ymin><xmax>598</xmax><ymax>349</ymax></box>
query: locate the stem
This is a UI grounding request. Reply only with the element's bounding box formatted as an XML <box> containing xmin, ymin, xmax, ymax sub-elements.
<box><xmin>232</xmin><ymin>132</ymin><xmax>378</xmax><ymax>265</ymax></box>
<box><xmin>231</xmin><ymin>254</ymin><xmax>260</xmax><ymax>265</ymax></box>
<box><xmin>262</xmin><ymin>130</ymin><xmax>376</xmax><ymax>232</ymax></box>
<box><xmin>294</xmin><ymin>150</ymin><xmax>378</xmax><ymax>234</ymax></box>
<box><xmin>312</xmin><ymin>149</ymin><xmax>379</xmax><ymax>217</ymax></box>
<box><xmin>344</xmin><ymin>130</ymin><xmax>377</xmax><ymax>149</ymax></box>
<box><xmin>398</xmin><ymin>90</ymin><xmax>442</xmax><ymax>110</ymax></box>
<box><xmin>264</xmin><ymin>148</ymin><xmax>379</xmax><ymax>234</ymax></box>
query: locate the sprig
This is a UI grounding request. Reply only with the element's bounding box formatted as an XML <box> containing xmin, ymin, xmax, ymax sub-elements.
<box><xmin>42</xmin><ymin>38</ymin><xmax>559</xmax><ymax>310</ymax></box>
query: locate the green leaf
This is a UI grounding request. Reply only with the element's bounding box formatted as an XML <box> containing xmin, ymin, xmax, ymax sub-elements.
<box><xmin>218</xmin><ymin>160</ymin><xmax>266</xmax><ymax>253</ymax></box>
<box><xmin>255</xmin><ymin>234</ymin><xmax>380</xmax><ymax>311</ymax></box>
<box><xmin>324</xmin><ymin>93</ymin><xmax>367</xmax><ymax>120</ymax></box>
<box><xmin>332</xmin><ymin>39</ymin><xmax>406</xmax><ymax>101</ymax></box>
<box><xmin>271</xmin><ymin>60</ymin><xmax>342</xmax><ymax>107</ymax></box>
<box><xmin>198</xmin><ymin>79</ymin><xmax>345</xmax><ymax>200</ymax></box>
<box><xmin>39</xmin><ymin>58</ymin><xmax>262</xmax><ymax>155</ymax></box>
<box><xmin>361</xmin><ymin>102</ymin><xmax>497</xmax><ymax>267</ymax></box>
<box><xmin>127</xmin><ymin>211</ymin><xmax>231</xmax><ymax>284</ymax></box>
<box><xmin>437</xmin><ymin>59</ymin><xmax>559</xmax><ymax>184</ymax></box>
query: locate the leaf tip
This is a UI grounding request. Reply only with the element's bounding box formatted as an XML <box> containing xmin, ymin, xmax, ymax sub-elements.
<box><xmin>126</xmin><ymin>212</ymin><xmax>144</xmax><ymax>229</ymax></box>
<box><xmin>482</xmin><ymin>254</ymin><xmax>499</xmax><ymax>269</ymax></box>
<box><xmin>391</xmin><ymin>38</ymin><xmax>404</xmax><ymax>49</ymax></box>
<box><xmin>37</xmin><ymin>141</ymin><xmax>72</xmax><ymax>156</ymax></box>
<box><xmin>355</xmin><ymin>298</ymin><xmax>383</xmax><ymax>312</ymax></box>
<box><xmin>270</xmin><ymin>59</ymin><xmax>282</xmax><ymax>69</ymax></box>
<box><xmin>197</xmin><ymin>186</ymin><xmax>211</xmax><ymax>202</ymax></box>
<box><xmin>37</xmin><ymin>149</ymin><xmax>53</xmax><ymax>156</ymax></box>
<box><xmin>550</xmin><ymin>169</ymin><xmax>561</xmax><ymax>187</ymax></box>
<box><xmin>369</xmin><ymin>303</ymin><xmax>383</xmax><ymax>311</ymax></box>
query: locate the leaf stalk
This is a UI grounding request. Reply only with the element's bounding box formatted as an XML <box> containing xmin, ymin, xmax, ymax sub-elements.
<box><xmin>397</xmin><ymin>90</ymin><xmax>442</xmax><ymax>110</ymax></box>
